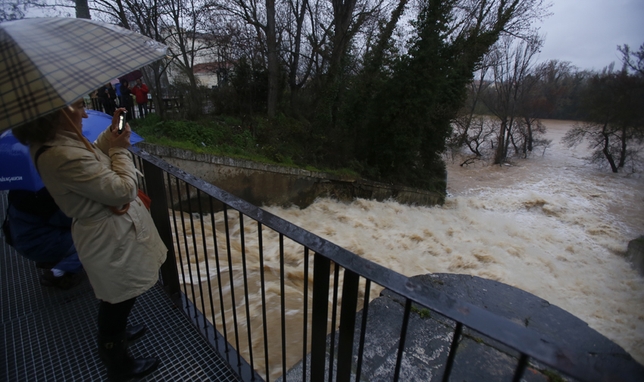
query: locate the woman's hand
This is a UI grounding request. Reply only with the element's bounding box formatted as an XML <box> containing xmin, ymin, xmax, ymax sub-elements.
<box><xmin>110</xmin><ymin>124</ymin><xmax>131</xmax><ymax>149</ymax></box>
<box><xmin>109</xmin><ymin>108</ymin><xmax>131</xmax><ymax>149</ymax></box>
<box><xmin>110</xmin><ymin>108</ymin><xmax>127</xmax><ymax>132</ymax></box>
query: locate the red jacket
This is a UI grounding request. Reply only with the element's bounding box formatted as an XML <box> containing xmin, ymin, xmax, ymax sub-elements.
<box><xmin>132</xmin><ymin>84</ymin><xmax>149</xmax><ymax>104</ymax></box>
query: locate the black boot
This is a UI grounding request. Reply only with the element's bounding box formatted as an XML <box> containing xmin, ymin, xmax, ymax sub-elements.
<box><xmin>125</xmin><ymin>324</ymin><xmax>147</xmax><ymax>344</ymax></box>
<box><xmin>98</xmin><ymin>332</ymin><xmax>159</xmax><ymax>381</ymax></box>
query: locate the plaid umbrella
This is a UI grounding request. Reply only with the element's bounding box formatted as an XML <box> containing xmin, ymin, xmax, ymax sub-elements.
<box><xmin>0</xmin><ymin>17</ymin><xmax>167</xmax><ymax>133</ymax></box>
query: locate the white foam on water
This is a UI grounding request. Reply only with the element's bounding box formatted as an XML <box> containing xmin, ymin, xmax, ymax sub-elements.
<box><xmin>175</xmin><ymin>120</ymin><xmax>643</xmax><ymax>377</ymax></box>
<box><xmin>263</xmin><ymin>120</ymin><xmax>644</xmax><ymax>365</ymax></box>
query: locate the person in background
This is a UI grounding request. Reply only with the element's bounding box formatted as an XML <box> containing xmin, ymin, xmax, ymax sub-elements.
<box><xmin>5</xmin><ymin>187</ymin><xmax>83</xmax><ymax>289</ymax></box>
<box><xmin>131</xmin><ymin>78</ymin><xmax>149</xmax><ymax>119</ymax></box>
<box><xmin>96</xmin><ymin>85</ymin><xmax>107</xmax><ymax>113</ymax></box>
<box><xmin>89</xmin><ymin>90</ymin><xmax>101</xmax><ymax>111</ymax></box>
<box><xmin>98</xmin><ymin>83</ymin><xmax>117</xmax><ymax>116</ymax></box>
<box><xmin>120</xmin><ymin>80</ymin><xmax>134</xmax><ymax>121</ymax></box>
<box><xmin>107</xmin><ymin>83</ymin><xmax>118</xmax><ymax>114</ymax></box>
<box><xmin>12</xmin><ymin>99</ymin><xmax>167</xmax><ymax>381</ymax></box>
<box><xmin>114</xmin><ymin>81</ymin><xmax>122</xmax><ymax>107</ymax></box>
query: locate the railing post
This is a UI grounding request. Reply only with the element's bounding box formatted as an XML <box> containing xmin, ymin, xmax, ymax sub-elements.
<box><xmin>336</xmin><ymin>269</ymin><xmax>359</xmax><ymax>382</ymax></box>
<box><xmin>310</xmin><ymin>253</ymin><xmax>331</xmax><ymax>382</ymax></box>
<box><xmin>141</xmin><ymin>159</ymin><xmax>181</xmax><ymax>300</ymax></box>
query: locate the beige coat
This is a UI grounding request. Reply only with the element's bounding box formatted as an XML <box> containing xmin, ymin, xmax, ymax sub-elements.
<box><xmin>32</xmin><ymin>129</ymin><xmax>167</xmax><ymax>303</ymax></box>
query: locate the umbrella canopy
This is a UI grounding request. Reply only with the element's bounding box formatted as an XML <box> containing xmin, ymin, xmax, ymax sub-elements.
<box><xmin>0</xmin><ymin>17</ymin><xmax>167</xmax><ymax>133</ymax></box>
<box><xmin>0</xmin><ymin>110</ymin><xmax>144</xmax><ymax>191</ymax></box>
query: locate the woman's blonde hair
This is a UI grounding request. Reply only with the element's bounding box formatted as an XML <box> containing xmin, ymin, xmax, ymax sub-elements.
<box><xmin>11</xmin><ymin>110</ymin><xmax>62</xmax><ymax>145</ymax></box>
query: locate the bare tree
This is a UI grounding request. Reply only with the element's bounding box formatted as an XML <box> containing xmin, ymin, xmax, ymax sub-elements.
<box><xmin>1</xmin><ymin>0</ymin><xmax>49</xmax><ymax>21</ymax></box>
<box><xmin>451</xmin><ymin>57</ymin><xmax>493</xmax><ymax>152</ymax></box>
<box><xmin>563</xmin><ymin>63</ymin><xmax>644</xmax><ymax>173</ymax></box>
<box><xmin>450</xmin><ymin>114</ymin><xmax>497</xmax><ymax>161</ymax></box>
<box><xmin>484</xmin><ymin>34</ymin><xmax>543</xmax><ymax>164</ymax></box>
<box><xmin>206</xmin><ymin>0</ymin><xmax>281</xmax><ymax>116</ymax></box>
<box><xmin>618</xmin><ymin>43</ymin><xmax>644</xmax><ymax>76</ymax></box>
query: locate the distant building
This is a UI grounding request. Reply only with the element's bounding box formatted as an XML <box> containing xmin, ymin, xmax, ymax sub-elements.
<box><xmin>164</xmin><ymin>29</ymin><xmax>234</xmax><ymax>89</ymax></box>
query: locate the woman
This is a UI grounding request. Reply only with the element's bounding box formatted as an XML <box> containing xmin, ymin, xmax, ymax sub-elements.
<box><xmin>12</xmin><ymin>99</ymin><xmax>167</xmax><ymax>381</ymax></box>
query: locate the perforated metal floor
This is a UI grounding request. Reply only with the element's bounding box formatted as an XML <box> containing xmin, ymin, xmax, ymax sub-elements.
<box><xmin>1</xmin><ymin>203</ymin><xmax>242</xmax><ymax>381</ymax></box>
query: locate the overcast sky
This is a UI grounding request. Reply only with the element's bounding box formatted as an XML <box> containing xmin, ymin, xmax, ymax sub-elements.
<box><xmin>536</xmin><ymin>0</ymin><xmax>644</xmax><ymax>71</ymax></box>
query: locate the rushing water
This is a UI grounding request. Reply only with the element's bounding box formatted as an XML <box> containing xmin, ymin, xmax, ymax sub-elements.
<box><xmin>263</xmin><ymin>120</ymin><xmax>644</xmax><ymax>362</ymax></box>
<box><xmin>179</xmin><ymin>119</ymin><xmax>643</xmax><ymax>378</ymax></box>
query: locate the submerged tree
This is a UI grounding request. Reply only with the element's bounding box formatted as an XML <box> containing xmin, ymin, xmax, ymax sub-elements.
<box><xmin>563</xmin><ymin>48</ymin><xmax>644</xmax><ymax>173</ymax></box>
<box><xmin>483</xmin><ymin>34</ymin><xmax>543</xmax><ymax>164</ymax></box>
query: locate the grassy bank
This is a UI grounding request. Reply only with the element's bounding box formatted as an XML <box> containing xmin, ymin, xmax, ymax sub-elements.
<box><xmin>130</xmin><ymin>114</ymin><xmax>359</xmax><ymax>179</ymax></box>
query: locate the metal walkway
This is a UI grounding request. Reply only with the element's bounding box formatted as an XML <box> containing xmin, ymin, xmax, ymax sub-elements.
<box><xmin>1</xmin><ymin>229</ymin><xmax>242</xmax><ymax>381</ymax></box>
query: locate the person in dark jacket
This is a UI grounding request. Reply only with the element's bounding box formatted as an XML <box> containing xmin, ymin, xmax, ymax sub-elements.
<box><xmin>6</xmin><ymin>187</ymin><xmax>83</xmax><ymax>289</ymax></box>
<box><xmin>120</xmin><ymin>80</ymin><xmax>134</xmax><ymax>121</ymax></box>
<box><xmin>98</xmin><ymin>83</ymin><xmax>117</xmax><ymax>116</ymax></box>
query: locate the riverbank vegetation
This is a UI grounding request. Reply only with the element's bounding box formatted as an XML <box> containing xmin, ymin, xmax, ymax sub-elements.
<box><xmin>92</xmin><ymin>0</ymin><xmax>552</xmax><ymax>193</ymax></box>
<box><xmin>5</xmin><ymin>0</ymin><xmax>641</xmax><ymax>182</ymax></box>
<box><xmin>132</xmin><ymin>39</ymin><xmax>643</xmax><ymax>183</ymax></box>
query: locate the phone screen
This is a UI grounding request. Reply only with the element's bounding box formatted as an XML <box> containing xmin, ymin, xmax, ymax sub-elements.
<box><xmin>118</xmin><ymin>113</ymin><xmax>126</xmax><ymax>134</ymax></box>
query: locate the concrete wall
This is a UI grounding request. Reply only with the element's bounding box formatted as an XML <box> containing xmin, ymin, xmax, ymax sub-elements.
<box><xmin>137</xmin><ymin>143</ymin><xmax>445</xmax><ymax>208</ymax></box>
<box><xmin>627</xmin><ymin>236</ymin><xmax>644</xmax><ymax>276</ymax></box>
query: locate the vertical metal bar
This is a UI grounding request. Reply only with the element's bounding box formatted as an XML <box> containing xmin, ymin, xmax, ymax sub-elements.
<box><xmin>302</xmin><ymin>247</ymin><xmax>310</xmax><ymax>382</ymax></box>
<box><xmin>169</xmin><ymin>175</ymin><xmax>189</xmax><ymax>303</ymax></box>
<box><xmin>209</xmin><ymin>197</ymin><xmax>229</xmax><ymax>351</ymax></box>
<box><xmin>183</xmin><ymin>184</ymin><xmax>199</xmax><ymax>318</ymax></box>
<box><xmin>512</xmin><ymin>354</ymin><xmax>529</xmax><ymax>382</ymax></box>
<box><xmin>337</xmin><ymin>270</ymin><xmax>360</xmax><ymax>382</ymax></box>
<box><xmin>141</xmin><ymin>159</ymin><xmax>180</xmax><ymax>298</ymax></box>
<box><xmin>327</xmin><ymin>265</ymin><xmax>340</xmax><ymax>382</ymax></box>
<box><xmin>187</xmin><ymin>189</ymin><xmax>207</xmax><ymax>324</ymax></box>
<box><xmin>442</xmin><ymin>322</ymin><xmax>463</xmax><ymax>382</ymax></box>
<box><xmin>193</xmin><ymin>191</ymin><xmax>211</xmax><ymax>331</ymax></box>
<box><xmin>223</xmin><ymin>205</ymin><xmax>242</xmax><ymax>366</ymax></box>
<box><xmin>393</xmin><ymin>299</ymin><xmax>412</xmax><ymax>382</ymax></box>
<box><xmin>238</xmin><ymin>212</ymin><xmax>255</xmax><ymax>375</ymax></box>
<box><xmin>355</xmin><ymin>279</ymin><xmax>371</xmax><ymax>382</ymax></box>
<box><xmin>198</xmin><ymin>194</ymin><xmax>218</xmax><ymax>344</ymax></box>
<box><xmin>310</xmin><ymin>254</ymin><xmax>331</xmax><ymax>382</ymax></box>
<box><xmin>279</xmin><ymin>234</ymin><xmax>287</xmax><ymax>379</ymax></box>
<box><xmin>257</xmin><ymin>223</ymin><xmax>270</xmax><ymax>381</ymax></box>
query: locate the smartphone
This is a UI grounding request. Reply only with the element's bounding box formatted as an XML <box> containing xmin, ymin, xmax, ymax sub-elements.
<box><xmin>118</xmin><ymin>112</ymin><xmax>126</xmax><ymax>134</ymax></box>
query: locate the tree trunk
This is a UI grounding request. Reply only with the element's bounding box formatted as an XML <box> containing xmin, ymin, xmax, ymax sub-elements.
<box><xmin>266</xmin><ymin>0</ymin><xmax>279</xmax><ymax>117</ymax></box>
<box><xmin>494</xmin><ymin>119</ymin><xmax>507</xmax><ymax>164</ymax></box>
<box><xmin>618</xmin><ymin>125</ymin><xmax>627</xmax><ymax>169</ymax></box>
<box><xmin>525</xmin><ymin>117</ymin><xmax>534</xmax><ymax>152</ymax></box>
<box><xmin>75</xmin><ymin>0</ymin><xmax>91</xmax><ymax>19</ymax></box>
<box><xmin>321</xmin><ymin>0</ymin><xmax>358</xmax><ymax>120</ymax></box>
<box><xmin>288</xmin><ymin>0</ymin><xmax>308</xmax><ymax>112</ymax></box>
<box><xmin>328</xmin><ymin>0</ymin><xmax>357</xmax><ymax>83</ymax></box>
<box><xmin>602</xmin><ymin>130</ymin><xmax>618</xmax><ymax>173</ymax></box>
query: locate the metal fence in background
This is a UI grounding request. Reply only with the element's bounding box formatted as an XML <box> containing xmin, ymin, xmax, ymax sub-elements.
<box><xmin>131</xmin><ymin>146</ymin><xmax>641</xmax><ymax>382</ymax></box>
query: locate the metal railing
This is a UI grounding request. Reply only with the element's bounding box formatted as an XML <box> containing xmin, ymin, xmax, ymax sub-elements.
<box><xmin>131</xmin><ymin>146</ymin><xmax>642</xmax><ymax>382</ymax></box>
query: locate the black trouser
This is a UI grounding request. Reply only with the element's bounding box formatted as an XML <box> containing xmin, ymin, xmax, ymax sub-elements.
<box><xmin>98</xmin><ymin>297</ymin><xmax>137</xmax><ymax>337</ymax></box>
<box><xmin>137</xmin><ymin>103</ymin><xmax>147</xmax><ymax>118</ymax></box>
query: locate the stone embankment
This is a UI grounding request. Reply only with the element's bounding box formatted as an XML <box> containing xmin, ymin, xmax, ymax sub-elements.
<box><xmin>627</xmin><ymin>236</ymin><xmax>644</xmax><ymax>275</ymax></box>
<box><xmin>137</xmin><ymin>143</ymin><xmax>444</xmax><ymax>208</ymax></box>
